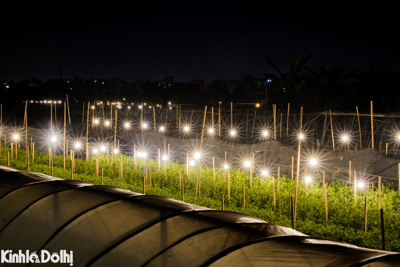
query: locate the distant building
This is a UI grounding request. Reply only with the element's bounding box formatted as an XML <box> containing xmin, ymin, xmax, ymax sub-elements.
<box><xmin>191</xmin><ymin>79</ymin><xmax>205</xmax><ymax>90</ymax></box>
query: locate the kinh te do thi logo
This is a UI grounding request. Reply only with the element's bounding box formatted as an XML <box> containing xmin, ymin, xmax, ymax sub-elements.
<box><xmin>1</xmin><ymin>250</ymin><xmax>73</xmax><ymax>265</ymax></box>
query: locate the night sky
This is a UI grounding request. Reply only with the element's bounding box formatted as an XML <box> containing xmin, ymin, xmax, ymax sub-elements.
<box><xmin>2</xmin><ymin>2</ymin><xmax>399</xmax><ymax>83</ymax></box>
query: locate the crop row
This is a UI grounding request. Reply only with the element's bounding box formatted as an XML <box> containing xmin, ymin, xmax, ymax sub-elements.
<box><xmin>0</xmin><ymin>147</ymin><xmax>399</xmax><ymax>251</ymax></box>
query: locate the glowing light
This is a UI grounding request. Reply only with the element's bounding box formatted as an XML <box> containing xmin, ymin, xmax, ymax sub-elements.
<box><xmin>74</xmin><ymin>142</ymin><xmax>81</xmax><ymax>149</ymax></box>
<box><xmin>162</xmin><ymin>155</ymin><xmax>168</xmax><ymax>161</ymax></box>
<box><xmin>50</xmin><ymin>136</ymin><xmax>57</xmax><ymax>143</ymax></box>
<box><xmin>223</xmin><ymin>164</ymin><xmax>229</xmax><ymax>170</ymax></box>
<box><xmin>397</xmin><ymin>134</ymin><xmax>400</xmax><ymax>140</ymax></box>
<box><xmin>138</xmin><ymin>105</ymin><xmax>142</xmax><ymax>109</ymax></box>
<box><xmin>94</xmin><ymin>118</ymin><xmax>99</xmax><ymax>125</ymax></box>
<box><xmin>208</xmin><ymin>128</ymin><xmax>214</xmax><ymax>134</ymax></box>
<box><xmin>189</xmin><ymin>160</ymin><xmax>196</xmax><ymax>166</ymax></box>
<box><xmin>298</xmin><ymin>133</ymin><xmax>305</xmax><ymax>140</ymax></box>
<box><xmin>244</xmin><ymin>160</ymin><xmax>251</xmax><ymax>167</ymax></box>
<box><xmin>262</xmin><ymin>170</ymin><xmax>269</xmax><ymax>176</ymax></box>
<box><xmin>183</xmin><ymin>125</ymin><xmax>190</xmax><ymax>132</ymax></box>
<box><xmin>142</xmin><ymin>123</ymin><xmax>148</xmax><ymax>129</ymax></box>
<box><xmin>113</xmin><ymin>148</ymin><xmax>119</xmax><ymax>154</ymax></box>
<box><xmin>91</xmin><ymin>106</ymin><xmax>95</xmax><ymax>109</ymax></box>
<box><xmin>357</xmin><ymin>181</ymin><xmax>365</xmax><ymax>188</ymax></box>
<box><xmin>93</xmin><ymin>148</ymin><xmax>99</xmax><ymax>154</ymax></box>
<box><xmin>305</xmin><ymin>176</ymin><xmax>312</xmax><ymax>184</ymax></box>
<box><xmin>100</xmin><ymin>145</ymin><xmax>106</xmax><ymax>152</ymax></box>
<box><xmin>12</xmin><ymin>134</ymin><xmax>19</xmax><ymax>140</ymax></box>
<box><xmin>194</xmin><ymin>152</ymin><xmax>201</xmax><ymax>159</ymax></box>
<box><xmin>168</xmin><ymin>102</ymin><xmax>172</xmax><ymax>105</ymax></box>
<box><xmin>262</xmin><ymin>130</ymin><xmax>269</xmax><ymax>137</ymax></box>
<box><xmin>230</xmin><ymin>130</ymin><xmax>236</xmax><ymax>136</ymax></box>
<box><xmin>104</xmin><ymin>120</ymin><xmax>110</xmax><ymax>127</ymax></box>
<box><xmin>255</xmin><ymin>103</ymin><xmax>260</xmax><ymax>108</ymax></box>
<box><xmin>341</xmin><ymin>134</ymin><xmax>349</xmax><ymax>142</ymax></box>
<box><xmin>124</xmin><ymin>122</ymin><xmax>131</xmax><ymax>129</ymax></box>
<box><xmin>309</xmin><ymin>158</ymin><xmax>318</xmax><ymax>166</ymax></box>
<box><xmin>137</xmin><ymin>151</ymin><xmax>147</xmax><ymax>158</ymax></box>
<box><xmin>159</xmin><ymin>126</ymin><xmax>166</xmax><ymax>132</ymax></box>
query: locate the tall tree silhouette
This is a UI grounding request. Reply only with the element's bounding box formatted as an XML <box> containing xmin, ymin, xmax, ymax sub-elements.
<box><xmin>262</xmin><ymin>53</ymin><xmax>312</xmax><ymax>107</ymax></box>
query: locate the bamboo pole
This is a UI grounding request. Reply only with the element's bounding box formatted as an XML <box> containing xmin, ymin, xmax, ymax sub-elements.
<box><xmin>349</xmin><ymin>161</ymin><xmax>352</xmax><ymax>184</ymax></box>
<box><xmin>153</xmin><ymin>106</ymin><xmax>156</xmax><ymax>131</ymax></box>
<box><xmin>66</xmin><ymin>94</ymin><xmax>71</xmax><ymax>125</ymax></box>
<box><xmin>356</xmin><ymin>106</ymin><xmax>362</xmax><ymax>149</ymax></box>
<box><xmin>212</xmin><ymin>157</ymin><xmax>215</xmax><ymax>181</ymax></box>
<box><xmin>386</xmin><ymin>142</ymin><xmax>388</xmax><ymax>155</ymax></box>
<box><xmin>291</xmin><ymin>195</ymin><xmax>295</xmax><ymax>229</ymax></box>
<box><xmin>277</xmin><ymin>166</ymin><xmax>280</xmax><ymax>190</ymax></box>
<box><xmin>32</xmin><ymin>142</ymin><xmax>35</xmax><ymax>163</ymax></box>
<box><xmin>181</xmin><ymin>178</ymin><xmax>184</xmax><ymax>202</ymax></box>
<box><xmin>322</xmin><ymin>170</ymin><xmax>326</xmax><ymax>200</ymax></box>
<box><xmin>291</xmin><ymin>156</ymin><xmax>294</xmax><ymax>179</ymax></box>
<box><xmin>371</xmin><ymin>101</ymin><xmax>374</xmax><ymax>149</ymax></box>
<box><xmin>381</xmin><ymin>209</ymin><xmax>385</xmax><ymax>250</ymax></box>
<box><xmin>273</xmin><ymin>104</ymin><xmax>276</xmax><ymax>140</ymax></box>
<box><xmin>221</xmin><ymin>195</ymin><xmax>224</xmax><ymax>211</ymax></box>
<box><xmin>86</xmin><ymin>101</ymin><xmax>90</xmax><ymax>160</ymax></box>
<box><xmin>218</xmin><ymin>102</ymin><xmax>222</xmax><ymax>137</ymax></box>
<box><xmin>199</xmin><ymin>106</ymin><xmax>207</xmax><ymax>152</ymax></box>
<box><xmin>230</xmin><ymin>102</ymin><xmax>233</xmax><ymax>127</ymax></box>
<box><xmin>63</xmin><ymin>101</ymin><xmax>66</xmax><ymax>169</ymax></box>
<box><xmin>273</xmin><ymin>175</ymin><xmax>276</xmax><ymax>208</ymax></box>
<box><xmin>27</xmin><ymin>146</ymin><xmax>29</xmax><ymax>171</ymax></box>
<box><xmin>7</xmin><ymin>151</ymin><xmax>10</xmax><ymax>166</ymax></box>
<box><xmin>228</xmin><ymin>169</ymin><xmax>231</xmax><ymax>199</ymax></box>
<box><xmin>143</xmin><ymin>176</ymin><xmax>146</xmax><ymax>194</ymax></box>
<box><xmin>286</xmin><ymin>103</ymin><xmax>290</xmax><ymax>137</ymax></box>
<box><xmin>329</xmin><ymin>109</ymin><xmax>335</xmax><ymax>151</ymax></box>
<box><xmin>321</xmin><ymin>111</ymin><xmax>328</xmax><ymax>146</ymax></box>
<box><xmin>114</xmin><ymin>108</ymin><xmax>118</xmax><ymax>151</ymax></box>
<box><xmin>378</xmin><ymin>176</ymin><xmax>381</xmax><ymax>210</ymax></box>
<box><xmin>101</xmin><ymin>167</ymin><xmax>104</xmax><ymax>185</ymax></box>
<box><xmin>364</xmin><ymin>196</ymin><xmax>368</xmax><ymax>233</ymax></box>
<box><xmin>324</xmin><ymin>183</ymin><xmax>328</xmax><ymax>222</ymax></box>
<box><xmin>243</xmin><ymin>183</ymin><xmax>246</xmax><ymax>208</ymax></box>
<box><xmin>354</xmin><ymin>170</ymin><xmax>357</xmax><ymax>205</ymax></box>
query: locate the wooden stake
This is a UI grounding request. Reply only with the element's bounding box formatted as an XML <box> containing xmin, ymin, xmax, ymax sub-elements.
<box><xmin>378</xmin><ymin>176</ymin><xmax>381</xmax><ymax>210</ymax></box>
<box><xmin>66</xmin><ymin>94</ymin><xmax>71</xmax><ymax>125</ymax></box>
<box><xmin>356</xmin><ymin>106</ymin><xmax>362</xmax><ymax>149</ymax></box>
<box><xmin>32</xmin><ymin>142</ymin><xmax>35</xmax><ymax>164</ymax></box>
<box><xmin>291</xmin><ymin>156</ymin><xmax>294</xmax><ymax>179</ymax></box>
<box><xmin>181</xmin><ymin>178</ymin><xmax>184</xmax><ymax>202</ymax></box>
<box><xmin>386</xmin><ymin>142</ymin><xmax>388</xmax><ymax>156</ymax></box>
<box><xmin>86</xmin><ymin>101</ymin><xmax>90</xmax><ymax>160</ymax></box>
<box><xmin>321</xmin><ymin>170</ymin><xmax>325</xmax><ymax>199</ymax></box>
<box><xmin>153</xmin><ymin>106</ymin><xmax>156</xmax><ymax>131</ymax></box>
<box><xmin>329</xmin><ymin>109</ymin><xmax>335</xmax><ymax>151</ymax></box>
<box><xmin>364</xmin><ymin>196</ymin><xmax>368</xmax><ymax>233</ymax></box>
<box><xmin>273</xmin><ymin>104</ymin><xmax>276</xmax><ymax>140</ymax></box>
<box><xmin>273</xmin><ymin>176</ymin><xmax>276</xmax><ymax>208</ymax></box>
<box><xmin>230</xmin><ymin>102</ymin><xmax>233</xmax><ymax>127</ymax></box>
<box><xmin>324</xmin><ymin>183</ymin><xmax>328</xmax><ymax>222</ymax></box>
<box><xmin>277</xmin><ymin>166</ymin><xmax>280</xmax><ymax>190</ymax></box>
<box><xmin>243</xmin><ymin>183</ymin><xmax>246</xmax><ymax>208</ymax></box>
<box><xmin>381</xmin><ymin>209</ymin><xmax>385</xmax><ymax>250</ymax></box>
<box><xmin>349</xmin><ymin>161</ymin><xmax>352</xmax><ymax>184</ymax></box>
<box><xmin>143</xmin><ymin>176</ymin><xmax>146</xmax><ymax>194</ymax></box>
<box><xmin>354</xmin><ymin>170</ymin><xmax>357</xmax><ymax>205</ymax></box>
<box><xmin>228</xmin><ymin>169</ymin><xmax>231</xmax><ymax>199</ymax></box>
<box><xmin>101</xmin><ymin>167</ymin><xmax>104</xmax><ymax>185</ymax></box>
<box><xmin>221</xmin><ymin>195</ymin><xmax>224</xmax><ymax>211</ymax></box>
<box><xmin>371</xmin><ymin>101</ymin><xmax>374</xmax><ymax>149</ymax></box>
<box><xmin>212</xmin><ymin>157</ymin><xmax>215</xmax><ymax>181</ymax></box>
<box><xmin>7</xmin><ymin>151</ymin><xmax>10</xmax><ymax>166</ymax></box>
<box><xmin>218</xmin><ymin>102</ymin><xmax>221</xmax><ymax>137</ymax></box>
<box><xmin>199</xmin><ymin>106</ymin><xmax>207</xmax><ymax>152</ymax></box>
<box><xmin>294</xmin><ymin>139</ymin><xmax>302</xmax><ymax>222</ymax></box>
<box><xmin>286</xmin><ymin>103</ymin><xmax>290</xmax><ymax>137</ymax></box>
<box><xmin>291</xmin><ymin>195</ymin><xmax>295</xmax><ymax>229</ymax></box>
<box><xmin>27</xmin><ymin>146</ymin><xmax>29</xmax><ymax>171</ymax></box>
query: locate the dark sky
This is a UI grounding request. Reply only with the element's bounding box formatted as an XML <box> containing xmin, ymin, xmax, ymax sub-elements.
<box><xmin>1</xmin><ymin>2</ymin><xmax>399</xmax><ymax>83</ymax></box>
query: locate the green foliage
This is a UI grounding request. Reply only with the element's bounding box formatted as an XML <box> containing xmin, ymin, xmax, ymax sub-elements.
<box><xmin>1</xmin><ymin>146</ymin><xmax>399</xmax><ymax>251</ymax></box>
